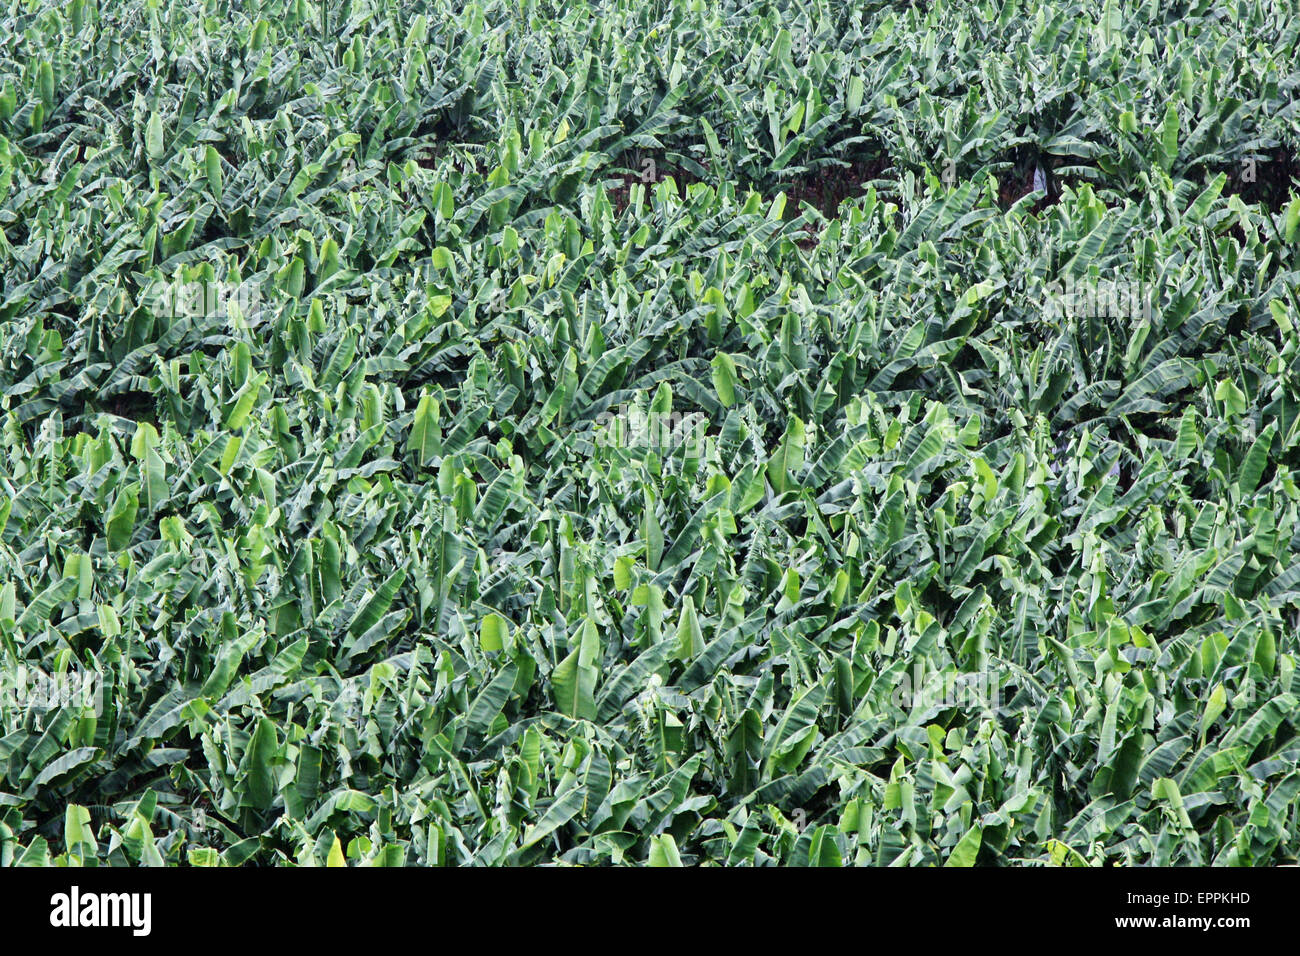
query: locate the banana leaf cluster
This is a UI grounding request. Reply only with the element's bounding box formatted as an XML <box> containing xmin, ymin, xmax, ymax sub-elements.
<box><xmin>1</xmin><ymin>0</ymin><xmax>1299</xmax><ymax>865</ymax></box>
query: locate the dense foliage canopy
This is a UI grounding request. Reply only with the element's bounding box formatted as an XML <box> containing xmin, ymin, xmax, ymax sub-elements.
<box><xmin>2</xmin><ymin>0</ymin><xmax>1299</xmax><ymax>865</ymax></box>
